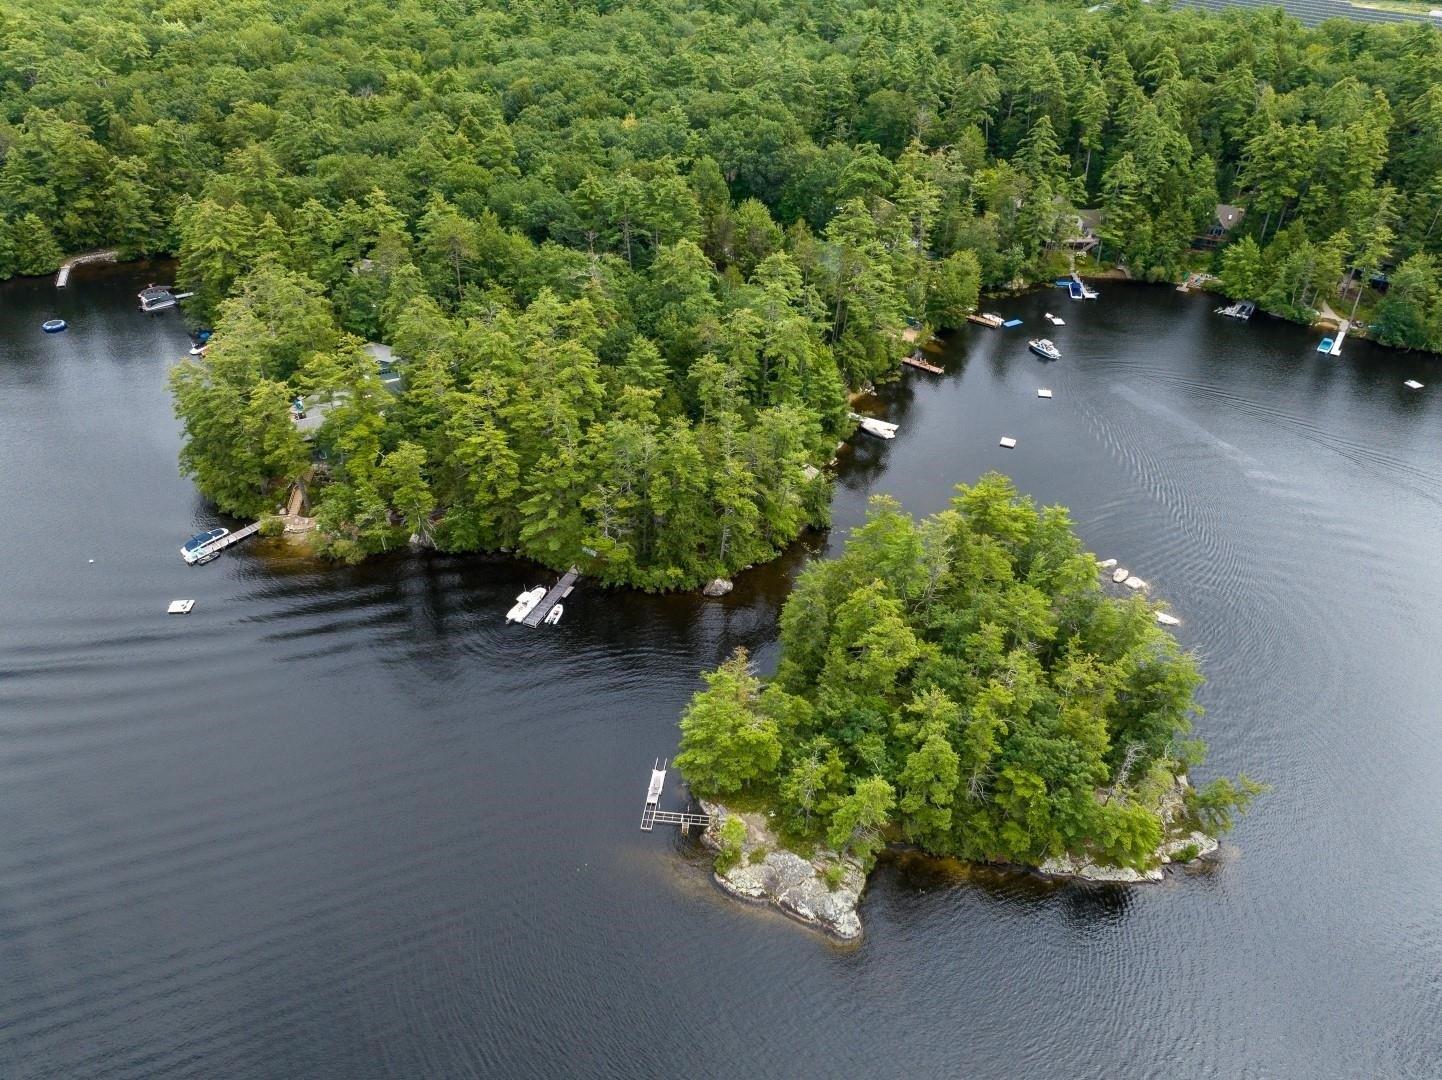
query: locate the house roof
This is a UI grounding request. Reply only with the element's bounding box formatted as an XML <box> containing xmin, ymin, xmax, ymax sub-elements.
<box><xmin>1215</xmin><ymin>204</ymin><xmax>1246</xmax><ymax>229</ymax></box>
<box><xmin>1076</xmin><ymin>208</ymin><xmax>1103</xmax><ymax>234</ymax></box>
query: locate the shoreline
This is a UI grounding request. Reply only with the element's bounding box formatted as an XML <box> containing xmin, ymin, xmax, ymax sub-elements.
<box><xmin>700</xmin><ymin>775</ymin><xmax>1221</xmax><ymax>942</ymax></box>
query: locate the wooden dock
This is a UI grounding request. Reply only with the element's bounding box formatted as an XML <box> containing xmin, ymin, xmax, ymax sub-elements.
<box><xmin>967</xmin><ymin>312</ymin><xmax>1005</xmax><ymax>328</ymax></box>
<box><xmin>901</xmin><ymin>351</ymin><xmax>944</xmax><ymax>375</ymax></box>
<box><xmin>56</xmin><ymin>250</ymin><xmax>118</xmax><ymax>288</ymax></box>
<box><xmin>521</xmin><ymin>565</ymin><xmax>579</xmax><ymax>627</ymax></box>
<box><xmin>190</xmin><ymin>521</ymin><xmax>261</xmax><ymax>562</ymax></box>
<box><xmin>640</xmin><ymin>759</ymin><xmax>710</xmax><ymax>832</ymax></box>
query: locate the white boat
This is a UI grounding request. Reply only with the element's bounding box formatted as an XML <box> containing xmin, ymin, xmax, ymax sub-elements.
<box><xmin>505</xmin><ymin>586</ymin><xmax>546</xmax><ymax>623</ymax></box>
<box><xmin>544</xmin><ymin>604</ymin><xmax>563</xmax><ymax>625</ymax></box>
<box><xmin>998</xmin><ymin>436</ymin><xmax>1017</xmax><ymax>448</ymax></box>
<box><xmin>1112</xmin><ymin>567</ymin><xmax>1129</xmax><ymax>583</ymax></box>
<box><xmin>1044</xmin><ymin>313</ymin><xmax>1065</xmax><ymax>326</ymax></box>
<box><xmin>1098</xmin><ymin>558</ymin><xmax>1118</xmax><ymax>570</ymax></box>
<box><xmin>1037</xmin><ymin>388</ymin><xmax>1053</xmax><ymax>399</ymax></box>
<box><xmin>857</xmin><ymin>416</ymin><xmax>898</xmax><ymax>440</ymax></box>
<box><xmin>180</xmin><ymin>527</ymin><xmax>229</xmax><ymax>565</ymax></box>
<box><xmin>1028</xmin><ymin>338</ymin><xmax>1061</xmax><ymax>360</ymax></box>
<box><xmin>1405</xmin><ymin>380</ymin><xmax>1424</xmax><ymax>390</ymax></box>
<box><xmin>1155</xmin><ymin>612</ymin><xmax>1181</xmax><ymax>626</ymax></box>
<box><xmin>1124</xmin><ymin>576</ymin><xmax>1148</xmax><ymax>590</ymax></box>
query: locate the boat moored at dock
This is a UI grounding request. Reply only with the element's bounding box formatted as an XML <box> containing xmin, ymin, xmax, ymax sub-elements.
<box><xmin>505</xmin><ymin>586</ymin><xmax>547</xmax><ymax>623</ymax></box>
<box><xmin>1216</xmin><ymin>301</ymin><xmax>1256</xmax><ymax>320</ymax></box>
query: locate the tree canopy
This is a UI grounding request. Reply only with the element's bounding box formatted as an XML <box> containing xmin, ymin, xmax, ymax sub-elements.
<box><xmin>677</xmin><ymin>477</ymin><xmax>1259</xmax><ymax>871</ymax></box>
<box><xmin>7</xmin><ymin>0</ymin><xmax>1442</xmax><ymax>582</ymax></box>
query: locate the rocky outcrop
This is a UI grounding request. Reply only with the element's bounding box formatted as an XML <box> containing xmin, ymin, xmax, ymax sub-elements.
<box><xmin>1036</xmin><ymin>775</ymin><xmax>1219</xmax><ymax>883</ymax></box>
<box><xmin>702</xmin><ymin>578</ymin><xmax>733</xmax><ymax>597</ymax></box>
<box><xmin>701</xmin><ymin>802</ymin><xmax>866</xmax><ymax>941</ymax></box>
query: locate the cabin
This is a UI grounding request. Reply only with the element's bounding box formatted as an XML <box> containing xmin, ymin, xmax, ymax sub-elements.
<box><xmin>1198</xmin><ymin>204</ymin><xmax>1246</xmax><ymax>249</ymax></box>
<box><xmin>1064</xmin><ymin>209</ymin><xmax>1102</xmax><ymax>252</ymax></box>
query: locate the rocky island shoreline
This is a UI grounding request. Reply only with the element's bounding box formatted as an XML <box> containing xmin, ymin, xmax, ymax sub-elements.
<box><xmin>702</xmin><ymin>775</ymin><xmax>1221</xmax><ymax>942</ymax></box>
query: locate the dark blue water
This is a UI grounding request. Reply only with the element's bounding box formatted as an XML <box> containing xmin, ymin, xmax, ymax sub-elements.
<box><xmin>2</xmin><ymin>266</ymin><xmax>1440</xmax><ymax>1078</ymax></box>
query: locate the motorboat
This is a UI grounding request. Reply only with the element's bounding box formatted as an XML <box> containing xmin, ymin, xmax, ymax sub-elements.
<box><xmin>41</xmin><ymin>319</ymin><xmax>67</xmax><ymax>333</ymax></box>
<box><xmin>505</xmin><ymin>586</ymin><xmax>546</xmax><ymax>623</ymax></box>
<box><xmin>1111</xmin><ymin>567</ymin><xmax>1129</xmax><ymax>583</ymax></box>
<box><xmin>180</xmin><ymin>527</ymin><xmax>229</xmax><ymax>565</ymax></box>
<box><xmin>544</xmin><ymin>604</ymin><xmax>563</xmax><ymax>625</ymax></box>
<box><xmin>1028</xmin><ymin>338</ymin><xmax>1061</xmax><ymax>361</ymax></box>
<box><xmin>1215</xmin><ymin>301</ymin><xmax>1255</xmax><ymax>320</ymax></box>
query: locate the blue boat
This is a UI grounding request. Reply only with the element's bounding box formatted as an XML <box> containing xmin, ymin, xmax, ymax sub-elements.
<box><xmin>1316</xmin><ymin>337</ymin><xmax>1335</xmax><ymax>353</ymax></box>
<box><xmin>41</xmin><ymin>319</ymin><xmax>67</xmax><ymax>333</ymax></box>
<box><xmin>1068</xmin><ymin>281</ymin><xmax>1084</xmax><ymax>300</ymax></box>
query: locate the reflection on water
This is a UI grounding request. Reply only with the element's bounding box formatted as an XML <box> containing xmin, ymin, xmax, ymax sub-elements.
<box><xmin>2</xmin><ymin>267</ymin><xmax>1441</xmax><ymax>1078</ymax></box>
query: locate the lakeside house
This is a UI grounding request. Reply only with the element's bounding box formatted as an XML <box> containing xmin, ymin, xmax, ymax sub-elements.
<box><xmin>1198</xmin><ymin>203</ymin><xmax>1246</xmax><ymax>249</ymax></box>
<box><xmin>292</xmin><ymin>342</ymin><xmax>403</xmax><ymax>437</ymax></box>
<box><xmin>1064</xmin><ymin>209</ymin><xmax>1102</xmax><ymax>252</ymax></box>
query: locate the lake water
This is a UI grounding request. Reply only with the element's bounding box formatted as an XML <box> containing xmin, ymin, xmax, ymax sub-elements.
<box><xmin>2</xmin><ymin>266</ymin><xmax>1440</xmax><ymax>1079</ymax></box>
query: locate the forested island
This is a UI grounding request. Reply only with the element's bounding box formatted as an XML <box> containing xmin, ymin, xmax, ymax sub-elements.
<box><xmin>4</xmin><ymin>0</ymin><xmax>1442</xmax><ymax>583</ymax></box>
<box><xmin>677</xmin><ymin>478</ymin><xmax>1262</xmax><ymax>937</ymax></box>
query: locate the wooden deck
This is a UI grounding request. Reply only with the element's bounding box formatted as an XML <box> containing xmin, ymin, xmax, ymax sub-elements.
<box><xmin>521</xmin><ymin>565</ymin><xmax>579</xmax><ymax>626</ymax></box>
<box><xmin>901</xmin><ymin>352</ymin><xmax>944</xmax><ymax>375</ymax></box>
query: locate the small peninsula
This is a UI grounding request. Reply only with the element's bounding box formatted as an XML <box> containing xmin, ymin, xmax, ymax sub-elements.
<box><xmin>676</xmin><ymin>476</ymin><xmax>1261</xmax><ymax>939</ymax></box>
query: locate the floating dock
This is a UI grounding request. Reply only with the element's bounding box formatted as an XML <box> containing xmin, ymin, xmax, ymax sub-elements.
<box><xmin>901</xmin><ymin>351</ymin><xmax>943</xmax><ymax>374</ymax></box>
<box><xmin>640</xmin><ymin>759</ymin><xmax>711</xmax><ymax>832</ymax></box>
<box><xmin>967</xmin><ymin>312</ymin><xmax>1005</xmax><ymax>328</ymax></box>
<box><xmin>167</xmin><ymin>599</ymin><xmax>195</xmax><ymax>614</ymax></box>
<box><xmin>521</xmin><ymin>565</ymin><xmax>579</xmax><ymax>627</ymax></box>
<box><xmin>56</xmin><ymin>250</ymin><xmax>118</xmax><ymax>288</ymax></box>
<box><xmin>1328</xmin><ymin>326</ymin><xmax>1346</xmax><ymax>356</ymax></box>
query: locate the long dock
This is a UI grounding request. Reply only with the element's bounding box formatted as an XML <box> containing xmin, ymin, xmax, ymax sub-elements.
<box><xmin>967</xmin><ymin>312</ymin><xmax>1005</xmax><ymax>328</ymax></box>
<box><xmin>901</xmin><ymin>351</ymin><xmax>944</xmax><ymax>375</ymax></box>
<box><xmin>1329</xmin><ymin>325</ymin><xmax>1347</xmax><ymax>356</ymax></box>
<box><xmin>521</xmin><ymin>565</ymin><xmax>579</xmax><ymax>627</ymax></box>
<box><xmin>196</xmin><ymin>521</ymin><xmax>261</xmax><ymax>558</ymax></box>
<box><xmin>640</xmin><ymin>759</ymin><xmax>711</xmax><ymax>832</ymax></box>
<box><xmin>56</xmin><ymin>250</ymin><xmax>118</xmax><ymax>288</ymax></box>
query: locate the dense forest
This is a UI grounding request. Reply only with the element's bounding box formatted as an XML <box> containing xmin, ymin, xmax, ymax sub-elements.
<box><xmin>676</xmin><ymin>478</ymin><xmax>1262</xmax><ymax>872</ymax></box>
<box><xmin>4</xmin><ymin>0</ymin><xmax>1442</xmax><ymax>582</ymax></box>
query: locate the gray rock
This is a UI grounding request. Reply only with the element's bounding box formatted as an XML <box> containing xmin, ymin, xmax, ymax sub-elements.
<box><xmin>702</xmin><ymin>578</ymin><xmax>733</xmax><ymax>597</ymax></box>
<box><xmin>702</xmin><ymin>802</ymin><xmax>865</xmax><ymax>940</ymax></box>
<box><xmin>1159</xmin><ymin>831</ymin><xmax>1220</xmax><ymax>863</ymax></box>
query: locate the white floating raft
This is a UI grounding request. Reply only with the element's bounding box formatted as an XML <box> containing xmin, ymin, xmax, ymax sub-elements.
<box><xmin>852</xmin><ymin>414</ymin><xmax>898</xmax><ymax>440</ymax></box>
<box><xmin>998</xmin><ymin>436</ymin><xmax>1017</xmax><ymax>448</ymax></box>
<box><xmin>1112</xmin><ymin>567</ymin><xmax>1130</xmax><ymax>583</ymax></box>
<box><xmin>1404</xmin><ymin>380</ymin><xmax>1424</xmax><ymax>390</ymax></box>
<box><xmin>1037</xmin><ymin>388</ymin><xmax>1053</xmax><ymax>399</ymax></box>
<box><xmin>1124</xmin><ymin>576</ymin><xmax>1148</xmax><ymax>590</ymax></box>
<box><xmin>167</xmin><ymin>599</ymin><xmax>195</xmax><ymax>615</ymax></box>
<box><xmin>1044</xmin><ymin>312</ymin><xmax>1065</xmax><ymax>326</ymax></box>
<box><xmin>1155</xmin><ymin>612</ymin><xmax>1181</xmax><ymax>626</ymax></box>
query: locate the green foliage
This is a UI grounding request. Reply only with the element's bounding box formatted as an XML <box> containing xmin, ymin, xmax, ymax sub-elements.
<box><xmin>9</xmin><ymin>0</ymin><xmax>1442</xmax><ymax>593</ymax></box>
<box><xmin>1186</xmin><ymin>774</ymin><xmax>1268</xmax><ymax>834</ymax></box>
<box><xmin>675</xmin><ymin>649</ymin><xmax>782</xmax><ymax>796</ymax></box>
<box><xmin>822</xmin><ymin>863</ymin><xmax>846</xmax><ymax>891</ymax></box>
<box><xmin>680</xmin><ymin>477</ymin><xmax>1259</xmax><ymax>871</ymax></box>
<box><xmin>715</xmin><ymin>816</ymin><xmax>747</xmax><ymax>875</ymax></box>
